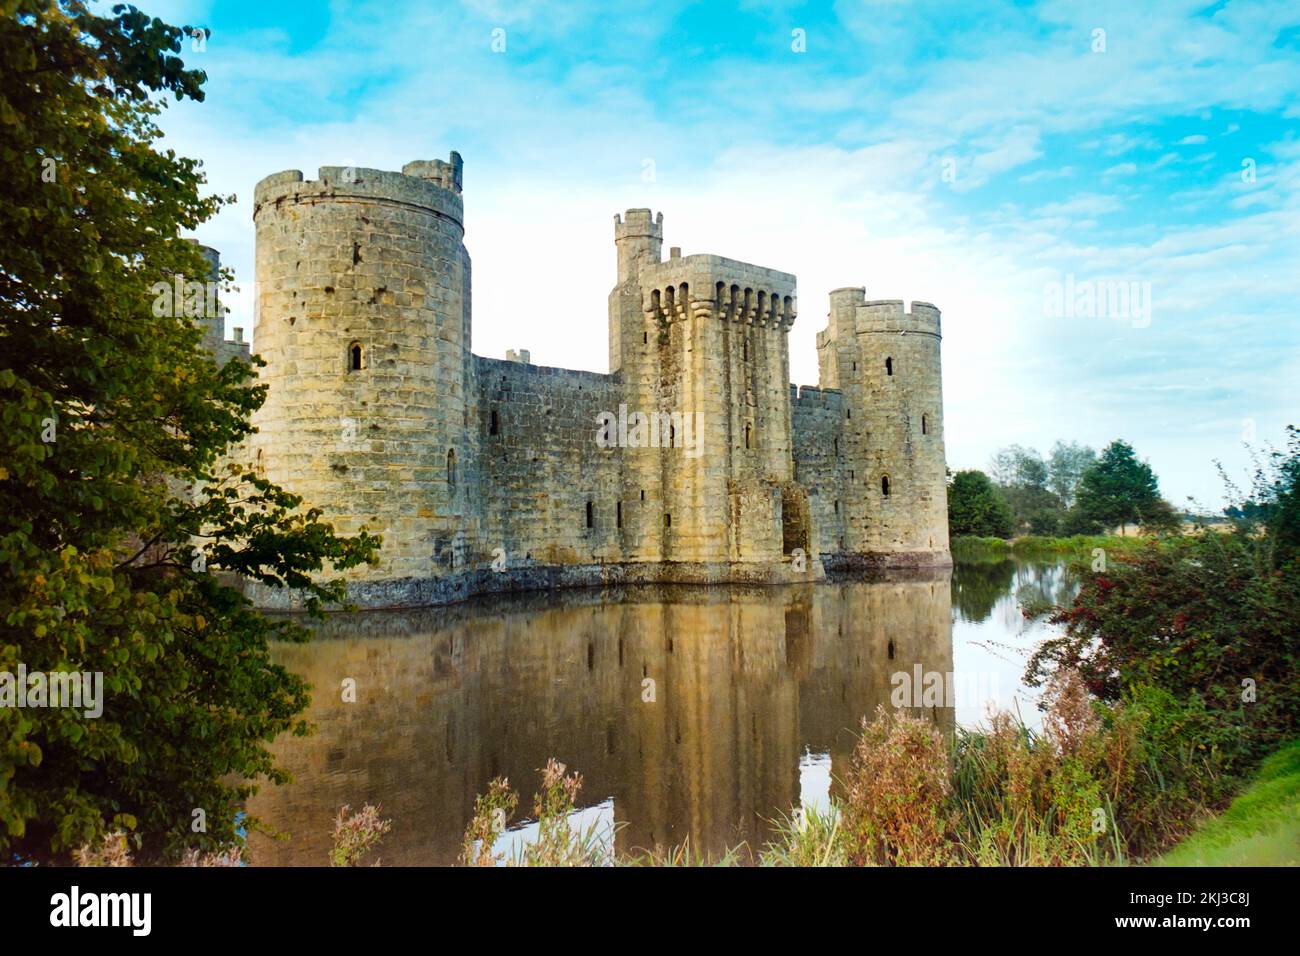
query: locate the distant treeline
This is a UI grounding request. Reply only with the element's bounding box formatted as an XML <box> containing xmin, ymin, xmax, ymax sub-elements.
<box><xmin>947</xmin><ymin>439</ymin><xmax>1182</xmax><ymax>539</ymax></box>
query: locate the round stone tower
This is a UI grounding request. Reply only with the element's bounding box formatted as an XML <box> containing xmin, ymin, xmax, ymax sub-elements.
<box><xmin>250</xmin><ymin>154</ymin><xmax>479</xmax><ymax>600</ymax></box>
<box><xmin>853</xmin><ymin>299</ymin><xmax>949</xmax><ymax>562</ymax></box>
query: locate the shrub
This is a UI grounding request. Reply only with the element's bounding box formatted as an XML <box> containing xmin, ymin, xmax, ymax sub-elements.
<box><xmin>328</xmin><ymin>804</ymin><xmax>392</xmax><ymax>867</ymax></box>
<box><xmin>841</xmin><ymin>706</ymin><xmax>956</xmax><ymax>865</ymax></box>
<box><xmin>460</xmin><ymin>777</ymin><xmax>518</xmax><ymax>867</ymax></box>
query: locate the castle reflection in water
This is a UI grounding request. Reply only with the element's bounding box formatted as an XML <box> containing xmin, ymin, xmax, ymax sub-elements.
<box><xmin>246</xmin><ymin>573</ymin><xmax>955</xmax><ymax>865</ymax></box>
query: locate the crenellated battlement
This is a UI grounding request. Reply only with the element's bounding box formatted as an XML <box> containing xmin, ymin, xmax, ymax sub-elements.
<box><xmin>252</xmin><ymin>155</ymin><xmax>465</xmax><ymax>226</ymax></box>
<box><xmin>790</xmin><ymin>383</ymin><xmax>843</xmax><ymax>408</ymax></box>
<box><xmin>640</xmin><ymin>254</ymin><xmax>797</xmax><ymax>328</ymax></box>
<box><xmin>614</xmin><ymin>208</ymin><xmax>663</xmax><ymax>241</ymax></box>
<box><xmin>402</xmin><ymin>152</ymin><xmax>463</xmax><ymax>194</ymax></box>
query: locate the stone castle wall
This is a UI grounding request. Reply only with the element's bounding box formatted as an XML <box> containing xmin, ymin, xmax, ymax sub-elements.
<box><xmin>225</xmin><ymin>156</ymin><xmax>950</xmax><ymax>609</ymax></box>
<box><xmin>475</xmin><ymin>355</ymin><xmax>622</xmax><ymax>569</ymax></box>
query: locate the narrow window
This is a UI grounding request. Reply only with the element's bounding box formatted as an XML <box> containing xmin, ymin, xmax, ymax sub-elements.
<box><xmin>640</xmin><ymin>489</ymin><xmax>646</xmax><ymax>501</ymax></box>
<box><xmin>664</xmin><ymin>513</ymin><xmax>672</xmax><ymax>528</ymax></box>
<box><xmin>616</xmin><ymin>501</ymin><xmax>623</xmax><ymax>529</ymax></box>
<box><xmin>489</xmin><ymin>408</ymin><xmax>499</xmax><ymax>436</ymax></box>
<box><xmin>885</xmin><ymin>357</ymin><xmax>893</xmax><ymax>376</ymax></box>
<box><xmin>834</xmin><ymin>500</ymin><xmax>840</xmax><ymax>515</ymax></box>
<box><xmin>921</xmin><ymin>414</ymin><xmax>927</xmax><ymax>435</ymax></box>
<box><xmin>881</xmin><ymin>475</ymin><xmax>891</xmax><ymax>497</ymax></box>
<box><xmin>643</xmin><ymin>331</ymin><xmax>648</xmax><ymax>344</ymax></box>
<box><xmin>745</xmin><ymin>423</ymin><xmax>752</xmax><ymax>449</ymax></box>
<box><xmin>586</xmin><ymin>500</ymin><xmax>594</xmax><ymax>529</ymax></box>
<box><xmin>447</xmin><ymin>449</ymin><xmax>456</xmax><ymax>488</ymax></box>
<box><xmin>833</xmin><ymin>437</ymin><xmax>839</xmax><ymax>456</ymax></box>
<box><xmin>349</xmin><ymin>342</ymin><xmax>363</xmax><ymax>371</ymax></box>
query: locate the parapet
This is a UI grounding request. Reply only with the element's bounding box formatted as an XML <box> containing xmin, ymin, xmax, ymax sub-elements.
<box><xmin>790</xmin><ymin>383</ymin><xmax>843</xmax><ymax>409</ymax></box>
<box><xmin>640</xmin><ymin>254</ymin><xmax>797</xmax><ymax>328</ymax></box>
<box><xmin>854</xmin><ymin>299</ymin><xmax>942</xmax><ymax>337</ymax></box>
<box><xmin>402</xmin><ymin>152</ymin><xmax>463</xmax><ymax>194</ymax></box>
<box><xmin>615</xmin><ymin>208</ymin><xmax>663</xmax><ymax>242</ymax></box>
<box><xmin>252</xmin><ymin>153</ymin><xmax>465</xmax><ymax>226</ymax></box>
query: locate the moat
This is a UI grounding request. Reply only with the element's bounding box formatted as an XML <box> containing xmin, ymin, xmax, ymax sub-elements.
<box><xmin>245</xmin><ymin>558</ymin><xmax>1078</xmax><ymax>865</ymax></box>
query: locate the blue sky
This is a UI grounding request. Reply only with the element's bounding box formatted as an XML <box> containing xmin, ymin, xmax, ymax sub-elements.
<box><xmin>141</xmin><ymin>0</ymin><xmax>1299</xmax><ymax>508</ymax></box>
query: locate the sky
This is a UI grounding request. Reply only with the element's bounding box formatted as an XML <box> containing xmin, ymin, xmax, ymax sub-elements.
<box><xmin>138</xmin><ymin>0</ymin><xmax>1299</xmax><ymax>509</ymax></box>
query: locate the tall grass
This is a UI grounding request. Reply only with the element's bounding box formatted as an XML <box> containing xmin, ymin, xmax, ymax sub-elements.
<box><xmin>952</xmin><ymin>534</ymin><xmax>1150</xmax><ymax>562</ymax></box>
<box><xmin>452</xmin><ymin>668</ymin><xmax>1235</xmax><ymax>867</ymax></box>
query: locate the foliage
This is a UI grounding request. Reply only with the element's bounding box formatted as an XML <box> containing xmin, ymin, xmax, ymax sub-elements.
<box><xmin>623</xmin><ymin>837</ymin><xmax>747</xmax><ymax>867</ymax></box>
<box><xmin>0</xmin><ymin>1</ymin><xmax>379</xmax><ymax>863</ymax></box>
<box><xmin>459</xmin><ymin>777</ymin><xmax>518</xmax><ymax>867</ymax></box>
<box><xmin>1219</xmin><ymin>425</ymin><xmax>1300</xmax><ymax>569</ymax></box>
<box><xmin>1047</xmin><ymin>440</ymin><xmax>1097</xmax><ymax>506</ymax></box>
<box><xmin>515</xmin><ymin>758</ymin><xmax>614</xmax><ymax>866</ymax></box>
<box><xmin>75</xmin><ymin>829</ymin><xmax>243</xmax><ymax>865</ymax></box>
<box><xmin>329</xmin><ymin>804</ymin><xmax>392</xmax><ymax>867</ymax></box>
<box><xmin>985</xmin><ymin>439</ymin><xmax>1177</xmax><ymax>535</ymax></box>
<box><xmin>840</xmin><ymin>706</ymin><xmax>956</xmax><ymax>865</ymax></box>
<box><xmin>1028</xmin><ymin>427</ymin><xmax>1300</xmax><ymax>834</ymax></box>
<box><xmin>1072</xmin><ymin>440</ymin><xmax>1163</xmax><ymax>533</ymax></box>
<box><xmin>458</xmin><ymin>761</ymin><xmax>615</xmax><ymax>867</ymax></box>
<box><xmin>1027</xmin><ymin>534</ymin><xmax>1300</xmax><ymax>773</ymax></box>
<box><xmin>758</xmin><ymin>803</ymin><xmax>847</xmax><ymax>867</ymax></box>
<box><xmin>988</xmin><ymin>444</ymin><xmax>1047</xmax><ymax>489</ymax></box>
<box><xmin>987</xmin><ymin>445</ymin><xmax>1065</xmax><ymax>534</ymax></box>
<box><xmin>951</xmin><ymin>534</ymin><xmax>1146</xmax><ymax>560</ymax></box>
<box><xmin>947</xmin><ymin>470</ymin><xmax>1014</xmax><ymax>538</ymax></box>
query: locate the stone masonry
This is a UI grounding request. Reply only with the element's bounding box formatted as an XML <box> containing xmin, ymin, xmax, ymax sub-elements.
<box><xmin>219</xmin><ymin>153</ymin><xmax>949</xmax><ymax>609</ymax></box>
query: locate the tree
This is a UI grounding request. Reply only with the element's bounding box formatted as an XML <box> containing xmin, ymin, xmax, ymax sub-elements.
<box><xmin>1047</xmin><ymin>441</ymin><xmax>1097</xmax><ymax>506</ymax></box>
<box><xmin>988</xmin><ymin>444</ymin><xmax>1047</xmax><ymax>489</ymax></box>
<box><xmin>1072</xmin><ymin>440</ymin><xmax>1161</xmax><ymax>535</ymax></box>
<box><xmin>1221</xmin><ymin>425</ymin><xmax>1300</xmax><ymax>568</ymax></box>
<box><xmin>988</xmin><ymin>445</ymin><xmax>1061</xmax><ymax>534</ymax></box>
<box><xmin>0</xmin><ymin>1</ymin><xmax>378</xmax><ymax>863</ymax></box>
<box><xmin>947</xmin><ymin>470</ymin><xmax>1015</xmax><ymax>539</ymax></box>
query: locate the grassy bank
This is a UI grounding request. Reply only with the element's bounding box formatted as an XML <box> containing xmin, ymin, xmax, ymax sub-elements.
<box><xmin>951</xmin><ymin>534</ymin><xmax>1153</xmax><ymax>562</ymax></box>
<box><xmin>1152</xmin><ymin>740</ymin><xmax>1300</xmax><ymax>867</ymax></box>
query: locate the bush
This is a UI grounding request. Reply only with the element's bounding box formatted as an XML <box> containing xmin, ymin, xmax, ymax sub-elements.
<box><xmin>329</xmin><ymin>804</ymin><xmax>392</xmax><ymax>867</ymax></box>
<box><xmin>840</xmin><ymin>706</ymin><xmax>956</xmax><ymax>865</ymax></box>
<box><xmin>1027</xmin><ymin>534</ymin><xmax>1300</xmax><ymax>772</ymax></box>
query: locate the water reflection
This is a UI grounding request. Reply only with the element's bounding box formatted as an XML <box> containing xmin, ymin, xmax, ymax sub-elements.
<box><xmin>950</xmin><ymin>559</ymin><xmax>1080</xmax><ymax>728</ymax></box>
<box><xmin>246</xmin><ymin>575</ymin><xmax>957</xmax><ymax>865</ymax></box>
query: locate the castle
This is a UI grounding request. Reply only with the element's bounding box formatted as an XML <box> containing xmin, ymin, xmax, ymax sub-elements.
<box><xmin>211</xmin><ymin>152</ymin><xmax>950</xmax><ymax>609</ymax></box>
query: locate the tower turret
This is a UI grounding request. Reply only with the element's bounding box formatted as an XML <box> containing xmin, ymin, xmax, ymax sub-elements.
<box><xmin>614</xmin><ymin>208</ymin><xmax>663</xmax><ymax>285</ymax></box>
<box><xmin>817</xmin><ymin>291</ymin><xmax>949</xmax><ymax>565</ymax></box>
<box><xmin>250</xmin><ymin>154</ymin><xmax>480</xmax><ymax>601</ymax></box>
